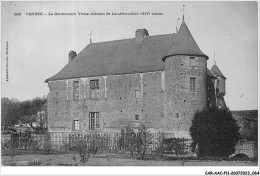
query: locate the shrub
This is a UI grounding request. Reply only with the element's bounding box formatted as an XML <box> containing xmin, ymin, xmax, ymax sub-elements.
<box><xmin>20</xmin><ymin>130</ymin><xmax>31</xmax><ymax>150</ymax></box>
<box><xmin>43</xmin><ymin>132</ymin><xmax>52</xmax><ymax>153</ymax></box>
<box><xmin>3</xmin><ymin>133</ymin><xmax>19</xmax><ymax>161</ymax></box>
<box><xmin>20</xmin><ymin>129</ymin><xmax>39</xmax><ymax>154</ymax></box>
<box><xmin>153</xmin><ymin>132</ymin><xmax>165</xmax><ymax>157</ymax></box>
<box><xmin>118</xmin><ymin>127</ymin><xmax>137</xmax><ymax>157</ymax></box>
<box><xmin>190</xmin><ymin>107</ymin><xmax>240</xmax><ymax>157</ymax></box>
<box><xmin>230</xmin><ymin>153</ymin><xmax>249</xmax><ymax>161</ymax></box>
<box><xmin>62</xmin><ymin>133</ymin><xmax>81</xmax><ymax>151</ymax></box>
<box><xmin>136</xmin><ymin>125</ymin><xmax>153</xmax><ymax>160</ymax></box>
<box><xmin>90</xmin><ymin>133</ymin><xmax>111</xmax><ymax>160</ymax></box>
<box><xmin>74</xmin><ymin>138</ymin><xmax>90</xmax><ymax>165</ymax></box>
<box><xmin>119</xmin><ymin>124</ymin><xmax>152</xmax><ymax>159</ymax></box>
<box><xmin>67</xmin><ymin>133</ymin><xmax>112</xmax><ymax>165</ymax></box>
<box><xmin>34</xmin><ymin>126</ymin><xmax>47</xmax><ymax>134</ymax></box>
<box><xmin>119</xmin><ymin>129</ymin><xmax>126</xmax><ymax>152</ymax></box>
<box><xmin>88</xmin><ymin>134</ymin><xmax>101</xmax><ymax>156</ymax></box>
<box><xmin>28</xmin><ymin>139</ymin><xmax>39</xmax><ymax>152</ymax></box>
<box><xmin>162</xmin><ymin>138</ymin><xmax>188</xmax><ymax>156</ymax></box>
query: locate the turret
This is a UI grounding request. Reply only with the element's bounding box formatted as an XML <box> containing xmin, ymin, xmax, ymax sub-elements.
<box><xmin>211</xmin><ymin>64</ymin><xmax>227</xmax><ymax>108</ymax></box>
<box><xmin>162</xmin><ymin>17</ymin><xmax>208</xmax><ymax>132</ymax></box>
<box><xmin>207</xmin><ymin>68</ymin><xmax>217</xmax><ymax>107</ymax></box>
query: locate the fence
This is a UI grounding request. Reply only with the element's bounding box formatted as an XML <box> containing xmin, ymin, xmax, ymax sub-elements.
<box><xmin>2</xmin><ymin>132</ymin><xmax>192</xmax><ymax>155</ymax></box>
<box><xmin>2</xmin><ymin>132</ymin><xmax>257</xmax><ymax>158</ymax></box>
<box><xmin>48</xmin><ymin>132</ymin><xmax>193</xmax><ymax>154</ymax></box>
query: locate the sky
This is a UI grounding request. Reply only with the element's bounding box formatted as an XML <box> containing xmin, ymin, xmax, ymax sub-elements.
<box><xmin>1</xmin><ymin>1</ymin><xmax>258</xmax><ymax>110</ymax></box>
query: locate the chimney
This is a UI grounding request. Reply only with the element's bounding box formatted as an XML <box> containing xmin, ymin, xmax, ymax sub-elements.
<box><xmin>68</xmin><ymin>50</ymin><xmax>77</xmax><ymax>63</ymax></box>
<box><xmin>135</xmin><ymin>29</ymin><xmax>149</xmax><ymax>43</ymax></box>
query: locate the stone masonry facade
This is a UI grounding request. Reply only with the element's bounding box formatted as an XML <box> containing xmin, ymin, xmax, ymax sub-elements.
<box><xmin>48</xmin><ymin>55</ymin><xmax>208</xmax><ymax>133</ymax></box>
<box><xmin>46</xmin><ymin>18</ymin><xmax>226</xmax><ymax>134</ymax></box>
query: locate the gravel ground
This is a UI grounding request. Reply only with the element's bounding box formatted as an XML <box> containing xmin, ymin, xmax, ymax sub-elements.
<box><xmin>1</xmin><ymin>153</ymin><xmax>257</xmax><ymax>166</ymax></box>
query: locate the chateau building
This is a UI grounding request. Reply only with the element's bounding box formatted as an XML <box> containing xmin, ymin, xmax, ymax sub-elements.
<box><xmin>45</xmin><ymin>16</ymin><xmax>226</xmax><ymax>134</ymax></box>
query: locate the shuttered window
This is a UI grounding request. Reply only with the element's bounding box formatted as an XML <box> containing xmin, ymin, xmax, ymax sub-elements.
<box><xmin>90</xmin><ymin>80</ymin><xmax>99</xmax><ymax>99</ymax></box>
<box><xmin>73</xmin><ymin>81</ymin><xmax>80</xmax><ymax>101</ymax></box>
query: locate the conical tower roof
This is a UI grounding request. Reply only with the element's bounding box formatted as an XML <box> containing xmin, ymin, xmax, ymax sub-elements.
<box><xmin>207</xmin><ymin>68</ymin><xmax>216</xmax><ymax>78</ymax></box>
<box><xmin>163</xmin><ymin>19</ymin><xmax>208</xmax><ymax>61</ymax></box>
<box><xmin>211</xmin><ymin>64</ymin><xmax>226</xmax><ymax>79</ymax></box>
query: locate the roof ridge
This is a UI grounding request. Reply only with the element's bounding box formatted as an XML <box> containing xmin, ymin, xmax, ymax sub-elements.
<box><xmin>45</xmin><ymin>25</ymin><xmax>206</xmax><ymax>82</ymax></box>
<box><xmin>89</xmin><ymin>33</ymin><xmax>176</xmax><ymax>45</ymax></box>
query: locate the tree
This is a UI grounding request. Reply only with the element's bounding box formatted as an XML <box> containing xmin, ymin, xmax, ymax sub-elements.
<box><xmin>190</xmin><ymin>107</ymin><xmax>240</xmax><ymax>157</ymax></box>
<box><xmin>20</xmin><ymin>115</ymin><xmax>37</xmax><ymax>131</ymax></box>
<box><xmin>119</xmin><ymin>126</ymin><xmax>137</xmax><ymax>157</ymax></box>
<box><xmin>136</xmin><ymin>124</ymin><xmax>153</xmax><ymax>160</ymax></box>
<box><xmin>1</xmin><ymin>98</ymin><xmax>20</xmax><ymax>129</ymax></box>
<box><xmin>1</xmin><ymin>96</ymin><xmax>47</xmax><ymax>130</ymax></box>
<box><xmin>75</xmin><ymin>138</ymin><xmax>91</xmax><ymax>166</ymax></box>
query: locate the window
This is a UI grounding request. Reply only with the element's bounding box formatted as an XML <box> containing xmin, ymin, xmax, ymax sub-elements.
<box><xmin>73</xmin><ymin>81</ymin><xmax>80</xmax><ymax>101</ymax></box>
<box><xmin>190</xmin><ymin>57</ymin><xmax>196</xmax><ymax>66</ymax></box>
<box><xmin>190</xmin><ymin>78</ymin><xmax>196</xmax><ymax>91</ymax></box>
<box><xmin>90</xmin><ymin>80</ymin><xmax>99</xmax><ymax>99</ymax></box>
<box><xmin>73</xmin><ymin>120</ymin><xmax>79</xmax><ymax>131</ymax></box>
<box><xmin>89</xmin><ymin>112</ymin><xmax>99</xmax><ymax>130</ymax></box>
<box><xmin>135</xmin><ymin>90</ymin><xmax>141</xmax><ymax>99</ymax></box>
<box><xmin>134</xmin><ymin>114</ymin><xmax>139</xmax><ymax>120</ymax></box>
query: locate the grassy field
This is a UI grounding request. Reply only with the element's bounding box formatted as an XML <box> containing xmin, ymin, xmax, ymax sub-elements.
<box><xmin>1</xmin><ymin>150</ymin><xmax>258</xmax><ymax>166</ymax></box>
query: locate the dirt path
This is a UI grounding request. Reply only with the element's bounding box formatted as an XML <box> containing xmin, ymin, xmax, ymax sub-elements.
<box><xmin>1</xmin><ymin>154</ymin><xmax>258</xmax><ymax>166</ymax></box>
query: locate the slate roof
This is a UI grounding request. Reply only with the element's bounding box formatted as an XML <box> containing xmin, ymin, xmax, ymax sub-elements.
<box><xmin>211</xmin><ymin>64</ymin><xmax>226</xmax><ymax>79</ymax></box>
<box><xmin>46</xmin><ymin>20</ymin><xmax>208</xmax><ymax>82</ymax></box>
<box><xmin>162</xmin><ymin>20</ymin><xmax>208</xmax><ymax>61</ymax></box>
<box><xmin>207</xmin><ymin>68</ymin><xmax>216</xmax><ymax>78</ymax></box>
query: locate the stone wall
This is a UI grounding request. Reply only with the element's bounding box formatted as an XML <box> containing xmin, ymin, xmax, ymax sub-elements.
<box><xmin>48</xmin><ymin>71</ymin><xmax>165</xmax><ymax>132</ymax></box>
<box><xmin>216</xmin><ymin>77</ymin><xmax>226</xmax><ymax>96</ymax></box>
<box><xmin>164</xmin><ymin>55</ymin><xmax>207</xmax><ymax>131</ymax></box>
<box><xmin>207</xmin><ymin>76</ymin><xmax>217</xmax><ymax>107</ymax></box>
<box><xmin>48</xmin><ymin>55</ymin><xmax>208</xmax><ymax>133</ymax></box>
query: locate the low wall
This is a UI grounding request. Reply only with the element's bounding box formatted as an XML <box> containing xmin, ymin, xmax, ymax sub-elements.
<box><xmin>235</xmin><ymin>139</ymin><xmax>257</xmax><ymax>158</ymax></box>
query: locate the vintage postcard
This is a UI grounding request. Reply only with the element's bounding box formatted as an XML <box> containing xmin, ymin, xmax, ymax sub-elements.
<box><xmin>1</xmin><ymin>1</ymin><xmax>258</xmax><ymax>175</ymax></box>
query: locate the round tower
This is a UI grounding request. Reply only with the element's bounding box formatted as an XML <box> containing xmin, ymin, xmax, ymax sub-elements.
<box><xmin>162</xmin><ymin>17</ymin><xmax>208</xmax><ymax>132</ymax></box>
